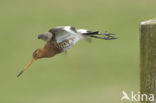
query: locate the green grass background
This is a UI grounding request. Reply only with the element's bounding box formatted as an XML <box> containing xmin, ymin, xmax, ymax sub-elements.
<box><xmin>0</xmin><ymin>0</ymin><xmax>155</xmax><ymax>103</ymax></box>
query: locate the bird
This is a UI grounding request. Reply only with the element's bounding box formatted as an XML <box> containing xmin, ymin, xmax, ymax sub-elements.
<box><xmin>17</xmin><ymin>26</ymin><xmax>116</xmax><ymax>78</ymax></box>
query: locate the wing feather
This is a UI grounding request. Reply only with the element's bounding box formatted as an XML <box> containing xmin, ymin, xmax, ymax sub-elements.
<box><xmin>38</xmin><ymin>32</ymin><xmax>53</xmax><ymax>41</ymax></box>
<box><xmin>49</xmin><ymin>26</ymin><xmax>78</xmax><ymax>43</ymax></box>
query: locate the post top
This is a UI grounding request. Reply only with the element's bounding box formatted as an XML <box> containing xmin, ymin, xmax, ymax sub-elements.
<box><xmin>141</xmin><ymin>19</ymin><xmax>156</xmax><ymax>25</ymax></box>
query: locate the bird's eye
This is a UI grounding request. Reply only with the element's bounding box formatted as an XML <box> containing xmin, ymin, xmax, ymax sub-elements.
<box><xmin>33</xmin><ymin>49</ymin><xmax>39</xmax><ymax>57</ymax></box>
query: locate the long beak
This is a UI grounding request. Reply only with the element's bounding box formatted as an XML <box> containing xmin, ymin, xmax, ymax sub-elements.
<box><xmin>17</xmin><ymin>58</ymin><xmax>35</xmax><ymax>78</ymax></box>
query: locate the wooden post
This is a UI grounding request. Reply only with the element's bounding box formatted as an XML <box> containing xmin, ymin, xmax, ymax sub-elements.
<box><xmin>140</xmin><ymin>19</ymin><xmax>156</xmax><ymax>103</ymax></box>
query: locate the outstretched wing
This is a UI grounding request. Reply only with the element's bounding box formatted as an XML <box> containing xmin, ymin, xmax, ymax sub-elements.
<box><xmin>49</xmin><ymin>26</ymin><xmax>78</xmax><ymax>43</ymax></box>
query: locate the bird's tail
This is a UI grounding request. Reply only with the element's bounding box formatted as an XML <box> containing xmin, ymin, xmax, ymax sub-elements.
<box><xmin>82</xmin><ymin>31</ymin><xmax>117</xmax><ymax>40</ymax></box>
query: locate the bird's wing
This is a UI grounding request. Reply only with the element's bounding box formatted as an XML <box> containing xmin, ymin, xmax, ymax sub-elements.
<box><xmin>38</xmin><ymin>32</ymin><xmax>53</xmax><ymax>42</ymax></box>
<box><xmin>49</xmin><ymin>26</ymin><xmax>78</xmax><ymax>43</ymax></box>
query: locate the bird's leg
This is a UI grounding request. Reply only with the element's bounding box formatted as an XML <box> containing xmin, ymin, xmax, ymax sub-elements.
<box><xmin>98</xmin><ymin>33</ymin><xmax>116</xmax><ymax>36</ymax></box>
<box><xmin>91</xmin><ymin>32</ymin><xmax>117</xmax><ymax>40</ymax></box>
<box><xmin>90</xmin><ymin>35</ymin><xmax>116</xmax><ymax>40</ymax></box>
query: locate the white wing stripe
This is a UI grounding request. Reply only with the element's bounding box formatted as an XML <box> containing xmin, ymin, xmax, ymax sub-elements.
<box><xmin>55</xmin><ymin>26</ymin><xmax>77</xmax><ymax>43</ymax></box>
<box><xmin>64</xmin><ymin>26</ymin><xmax>76</xmax><ymax>34</ymax></box>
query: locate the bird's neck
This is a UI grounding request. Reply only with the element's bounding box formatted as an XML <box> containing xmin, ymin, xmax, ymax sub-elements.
<box><xmin>42</xmin><ymin>41</ymin><xmax>61</xmax><ymax>58</ymax></box>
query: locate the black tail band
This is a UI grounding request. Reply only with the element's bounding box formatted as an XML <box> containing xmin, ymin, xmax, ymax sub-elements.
<box><xmin>82</xmin><ymin>31</ymin><xmax>99</xmax><ymax>35</ymax></box>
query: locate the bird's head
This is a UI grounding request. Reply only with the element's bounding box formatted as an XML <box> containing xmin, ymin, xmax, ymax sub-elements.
<box><xmin>32</xmin><ymin>48</ymin><xmax>45</xmax><ymax>60</ymax></box>
<box><xmin>17</xmin><ymin>48</ymin><xmax>46</xmax><ymax>78</ymax></box>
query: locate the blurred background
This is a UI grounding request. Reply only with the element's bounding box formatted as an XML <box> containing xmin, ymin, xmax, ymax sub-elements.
<box><xmin>0</xmin><ymin>0</ymin><xmax>155</xmax><ymax>103</ymax></box>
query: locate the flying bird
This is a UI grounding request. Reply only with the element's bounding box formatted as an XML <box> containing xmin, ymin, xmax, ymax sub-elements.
<box><xmin>17</xmin><ymin>26</ymin><xmax>116</xmax><ymax>77</ymax></box>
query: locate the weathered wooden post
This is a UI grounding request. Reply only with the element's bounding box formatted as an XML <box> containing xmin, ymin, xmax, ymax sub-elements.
<box><xmin>140</xmin><ymin>19</ymin><xmax>156</xmax><ymax>103</ymax></box>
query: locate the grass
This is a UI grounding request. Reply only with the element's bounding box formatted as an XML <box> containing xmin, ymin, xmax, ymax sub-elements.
<box><xmin>0</xmin><ymin>0</ymin><xmax>156</xmax><ymax>103</ymax></box>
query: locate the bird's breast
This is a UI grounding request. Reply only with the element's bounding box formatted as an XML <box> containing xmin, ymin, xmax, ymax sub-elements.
<box><xmin>56</xmin><ymin>37</ymin><xmax>80</xmax><ymax>51</ymax></box>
